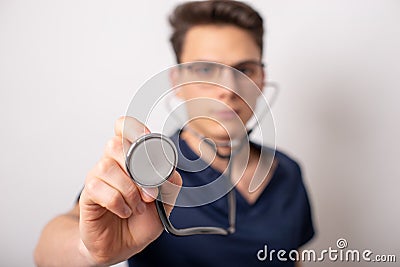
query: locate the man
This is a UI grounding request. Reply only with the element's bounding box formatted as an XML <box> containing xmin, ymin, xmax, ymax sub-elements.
<box><xmin>34</xmin><ymin>1</ymin><xmax>314</xmax><ymax>266</ymax></box>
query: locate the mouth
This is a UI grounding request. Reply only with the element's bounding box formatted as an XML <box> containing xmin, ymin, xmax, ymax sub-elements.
<box><xmin>213</xmin><ymin>109</ymin><xmax>240</xmax><ymax>120</ymax></box>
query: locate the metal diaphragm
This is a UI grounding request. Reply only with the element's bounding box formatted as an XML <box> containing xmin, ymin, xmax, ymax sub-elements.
<box><xmin>126</xmin><ymin>133</ymin><xmax>178</xmax><ymax>187</ymax></box>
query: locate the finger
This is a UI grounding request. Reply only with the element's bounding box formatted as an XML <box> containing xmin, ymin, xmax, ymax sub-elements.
<box><xmin>139</xmin><ymin>187</ymin><xmax>159</xmax><ymax>203</ymax></box>
<box><xmin>114</xmin><ymin>116</ymin><xmax>151</xmax><ymax>143</ymax></box>
<box><xmin>137</xmin><ymin>169</ymin><xmax>182</xmax><ymax>204</ymax></box>
<box><xmin>83</xmin><ymin>177</ymin><xmax>132</xmax><ymax>219</ymax></box>
<box><xmin>90</xmin><ymin>158</ymin><xmax>147</xmax><ymax>215</ymax></box>
<box><xmin>104</xmin><ymin>136</ymin><xmax>159</xmax><ymax>204</ymax></box>
<box><xmin>103</xmin><ymin>136</ymin><xmax>131</xmax><ymax>173</ymax></box>
<box><xmin>159</xmin><ymin>171</ymin><xmax>182</xmax><ymax>216</ymax></box>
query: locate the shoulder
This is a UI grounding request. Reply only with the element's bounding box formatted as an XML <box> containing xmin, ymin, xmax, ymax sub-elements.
<box><xmin>252</xmin><ymin>141</ymin><xmax>303</xmax><ymax>179</ymax></box>
<box><xmin>248</xmin><ymin>142</ymin><xmax>306</xmax><ymax>195</ymax></box>
<box><xmin>271</xmin><ymin>148</ymin><xmax>312</xmax><ymax>209</ymax></box>
<box><xmin>272</xmin><ymin>149</ymin><xmax>306</xmax><ymax>192</ymax></box>
<box><xmin>274</xmin><ymin>148</ymin><xmax>303</xmax><ymax>175</ymax></box>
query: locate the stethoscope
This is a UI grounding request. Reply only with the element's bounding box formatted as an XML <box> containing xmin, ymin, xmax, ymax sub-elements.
<box><xmin>125</xmin><ymin>129</ymin><xmax>242</xmax><ymax>236</ymax></box>
<box><xmin>124</xmin><ymin>62</ymin><xmax>279</xmax><ymax>236</ymax></box>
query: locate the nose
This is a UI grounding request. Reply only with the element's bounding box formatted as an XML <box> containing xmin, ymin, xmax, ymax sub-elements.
<box><xmin>216</xmin><ymin>68</ymin><xmax>239</xmax><ymax>99</ymax></box>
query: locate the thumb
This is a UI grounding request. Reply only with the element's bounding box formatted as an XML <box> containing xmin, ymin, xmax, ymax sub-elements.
<box><xmin>138</xmin><ymin>171</ymin><xmax>182</xmax><ymax>216</ymax></box>
<box><xmin>160</xmin><ymin>171</ymin><xmax>182</xmax><ymax>216</ymax></box>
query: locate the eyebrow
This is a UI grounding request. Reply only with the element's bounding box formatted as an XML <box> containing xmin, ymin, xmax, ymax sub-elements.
<box><xmin>190</xmin><ymin>59</ymin><xmax>264</xmax><ymax>67</ymax></box>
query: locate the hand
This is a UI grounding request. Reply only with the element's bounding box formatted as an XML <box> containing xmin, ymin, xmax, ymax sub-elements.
<box><xmin>79</xmin><ymin>116</ymin><xmax>182</xmax><ymax>266</ymax></box>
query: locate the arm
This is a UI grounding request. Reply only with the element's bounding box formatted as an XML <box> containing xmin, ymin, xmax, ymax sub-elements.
<box><xmin>34</xmin><ymin>117</ymin><xmax>182</xmax><ymax>267</ymax></box>
<box><xmin>34</xmin><ymin>205</ymin><xmax>94</xmax><ymax>267</ymax></box>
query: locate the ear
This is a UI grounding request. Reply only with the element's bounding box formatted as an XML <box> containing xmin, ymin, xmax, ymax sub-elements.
<box><xmin>169</xmin><ymin>68</ymin><xmax>184</xmax><ymax>98</ymax></box>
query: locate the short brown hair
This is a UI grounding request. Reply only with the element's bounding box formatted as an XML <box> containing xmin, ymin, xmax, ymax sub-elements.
<box><xmin>169</xmin><ymin>0</ymin><xmax>264</xmax><ymax>63</ymax></box>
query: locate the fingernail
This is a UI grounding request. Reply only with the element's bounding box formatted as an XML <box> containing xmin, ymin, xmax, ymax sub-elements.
<box><xmin>142</xmin><ymin>187</ymin><xmax>158</xmax><ymax>198</ymax></box>
<box><xmin>136</xmin><ymin>201</ymin><xmax>146</xmax><ymax>214</ymax></box>
<box><xmin>124</xmin><ymin>205</ymin><xmax>132</xmax><ymax>217</ymax></box>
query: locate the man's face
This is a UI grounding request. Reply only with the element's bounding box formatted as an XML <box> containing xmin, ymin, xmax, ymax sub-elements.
<box><xmin>176</xmin><ymin>24</ymin><xmax>265</xmax><ymax>141</ymax></box>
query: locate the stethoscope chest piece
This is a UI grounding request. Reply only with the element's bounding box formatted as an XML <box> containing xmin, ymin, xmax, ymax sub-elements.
<box><xmin>126</xmin><ymin>133</ymin><xmax>178</xmax><ymax>187</ymax></box>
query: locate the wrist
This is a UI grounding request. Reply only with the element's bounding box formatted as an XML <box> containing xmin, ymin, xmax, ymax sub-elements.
<box><xmin>78</xmin><ymin>239</ymin><xmax>102</xmax><ymax>267</ymax></box>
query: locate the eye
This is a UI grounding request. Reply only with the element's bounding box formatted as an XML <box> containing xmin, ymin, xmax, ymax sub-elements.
<box><xmin>234</xmin><ymin>63</ymin><xmax>258</xmax><ymax>77</ymax></box>
<box><xmin>192</xmin><ymin>63</ymin><xmax>217</xmax><ymax>76</ymax></box>
<box><xmin>236</xmin><ymin>67</ymin><xmax>255</xmax><ymax>77</ymax></box>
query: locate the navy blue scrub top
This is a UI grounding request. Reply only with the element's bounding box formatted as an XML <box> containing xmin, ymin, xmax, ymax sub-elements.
<box><xmin>128</xmin><ymin>132</ymin><xmax>315</xmax><ymax>267</ymax></box>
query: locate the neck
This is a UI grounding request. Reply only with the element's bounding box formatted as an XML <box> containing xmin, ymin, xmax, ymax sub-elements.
<box><xmin>180</xmin><ymin>129</ymin><xmax>230</xmax><ymax>158</ymax></box>
<box><xmin>180</xmin><ymin>127</ymin><xmax>251</xmax><ymax>173</ymax></box>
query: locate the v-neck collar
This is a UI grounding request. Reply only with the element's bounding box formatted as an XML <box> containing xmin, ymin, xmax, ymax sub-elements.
<box><xmin>170</xmin><ymin>130</ymin><xmax>279</xmax><ymax>208</ymax></box>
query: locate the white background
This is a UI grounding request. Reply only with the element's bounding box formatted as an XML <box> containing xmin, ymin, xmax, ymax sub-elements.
<box><xmin>1</xmin><ymin>0</ymin><xmax>399</xmax><ymax>266</ymax></box>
